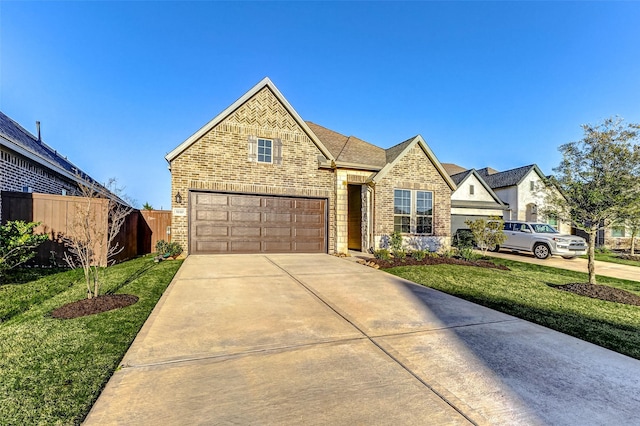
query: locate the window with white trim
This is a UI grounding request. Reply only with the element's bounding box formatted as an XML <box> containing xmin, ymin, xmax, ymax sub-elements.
<box><xmin>611</xmin><ymin>226</ymin><xmax>625</xmax><ymax>238</ymax></box>
<box><xmin>257</xmin><ymin>138</ymin><xmax>272</xmax><ymax>163</ymax></box>
<box><xmin>394</xmin><ymin>189</ymin><xmax>433</xmax><ymax>234</ymax></box>
<box><xmin>247</xmin><ymin>136</ymin><xmax>283</xmax><ymax>165</ymax></box>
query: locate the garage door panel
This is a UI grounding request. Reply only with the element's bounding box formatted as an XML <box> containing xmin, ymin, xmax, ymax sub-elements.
<box><xmin>190</xmin><ymin>192</ymin><xmax>326</xmax><ymax>254</ymax></box>
<box><xmin>196</xmin><ymin>225</ymin><xmax>229</xmax><ymax>237</ymax></box>
<box><xmin>230</xmin><ymin>241</ymin><xmax>262</xmax><ymax>252</ymax></box>
<box><xmin>196</xmin><ymin>241</ymin><xmax>229</xmax><ymax>252</ymax></box>
<box><xmin>231</xmin><ymin>196</ymin><xmax>261</xmax><ymax>207</ymax></box>
<box><xmin>263</xmin><ymin>227</ymin><xmax>292</xmax><ymax>237</ymax></box>
<box><xmin>231</xmin><ymin>227</ymin><xmax>261</xmax><ymax>237</ymax></box>
<box><xmin>264</xmin><ymin>213</ymin><xmax>292</xmax><ymax>223</ymax></box>
<box><xmin>262</xmin><ymin>241</ymin><xmax>293</xmax><ymax>252</ymax></box>
<box><xmin>231</xmin><ymin>211</ymin><xmax>261</xmax><ymax>222</ymax></box>
<box><xmin>196</xmin><ymin>210</ymin><xmax>228</xmax><ymax>221</ymax></box>
<box><xmin>196</xmin><ymin>193</ymin><xmax>229</xmax><ymax>205</ymax></box>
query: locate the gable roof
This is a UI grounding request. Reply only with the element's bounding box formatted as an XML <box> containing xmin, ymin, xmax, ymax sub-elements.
<box><xmin>478</xmin><ymin>164</ymin><xmax>546</xmax><ymax>189</ymax></box>
<box><xmin>373</xmin><ymin>135</ymin><xmax>456</xmax><ymax>190</ymax></box>
<box><xmin>450</xmin><ymin>168</ymin><xmax>506</xmax><ymax>206</ymax></box>
<box><xmin>0</xmin><ymin>111</ymin><xmax>93</xmax><ymax>183</ymax></box>
<box><xmin>165</xmin><ymin>77</ymin><xmax>335</xmax><ymax>163</ymax></box>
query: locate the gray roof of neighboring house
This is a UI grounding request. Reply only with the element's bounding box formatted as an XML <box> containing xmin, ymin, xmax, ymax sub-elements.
<box><xmin>478</xmin><ymin>164</ymin><xmax>543</xmax><ymax>189</ymax></box>
<box><xmin>449</xmin><ymin>169</ymin><xmax>473</xmax><ymax>186</ymax></box>
<box><xmin>0</xmin><ymin>111</ymin><xmax>91</xmax><ymax>181</ymax></box>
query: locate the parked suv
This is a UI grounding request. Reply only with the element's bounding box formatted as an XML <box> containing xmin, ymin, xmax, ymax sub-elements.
<box><xmin>496</xmin><ymin>221</ymin><xmax>587</xmax><ymax>259</ymax></box>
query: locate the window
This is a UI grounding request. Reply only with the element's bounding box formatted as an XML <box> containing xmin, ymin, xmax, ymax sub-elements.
<box><xmin>257</xmin><ymin>138</ymin><xmax>272</xmax><ymax>163</ymax></box>
<box><xmin>394</xmin><ymin>189</ymin><xmax>411</xmax><ymax>233</ymax></box>
<box><xmin>394</xmin><ymin>189</ymin><xmax>433</xmax><ymax>234</ymax></box>
<box><xmin>469</xmin><ymin>184</ymin><xmax>475</xmax><ymax>195</ymax></box>
<box><xmin>248</xmin><ymin>136</ymin><xmax>283</xmax><ymax>165</ymax></box>
<box><xmin>530</xmin><ymin>181</ymin><xmax>535</xmax><ymax>191</ymax></box>
<box><xmin>547</xmin><ymin>214</ymin><xmax>558</xmax><ymax>227</ymax></box>
<box><xmin>611</xmin><ymin>226</ymin><xmax>625</xmax><ymax>238</ymax></box>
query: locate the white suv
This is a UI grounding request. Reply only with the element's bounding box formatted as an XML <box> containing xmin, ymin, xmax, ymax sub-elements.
<box><xmin>497</xmin><ymin>221</ymin><xmax>587</xmax><ymax>259</ymax></box>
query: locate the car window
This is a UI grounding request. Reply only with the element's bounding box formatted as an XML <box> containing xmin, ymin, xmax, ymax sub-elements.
<box><xmin>503</xmin><ymin>222</ymin><xmax>512</xmax><ymax>231</ymax></box>
<box><xmin>531</xmin><ymin>224</ymin><xmax>558</xmax><ymax>233</ymax></box>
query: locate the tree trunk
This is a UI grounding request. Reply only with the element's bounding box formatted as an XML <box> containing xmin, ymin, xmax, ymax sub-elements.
<box><xmin>631</xmin><ymin>231</ymin><xmax>637</xmax><ymax>255</ymax></box>
<box><xmin>588</xmin><ymin>228</ymin><xmax>597</xmax><ymax>285</ymax></box>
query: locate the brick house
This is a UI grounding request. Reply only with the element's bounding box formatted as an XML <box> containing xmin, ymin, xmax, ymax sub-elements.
<box><xmin>165</xmin><ymin>78</ymin><xmax>455</xmax><ymax>255</ymax></box>
<box><xmin>0</xmin><ymin>111</ymin><xmax>92</xmax><ymax>220</ymax></box>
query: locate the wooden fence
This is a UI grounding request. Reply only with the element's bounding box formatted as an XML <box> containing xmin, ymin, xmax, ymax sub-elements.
<box><xmin>1</xmin><ymin>191</ymin><xmax>172</xmax><ymax>266</ymax></box>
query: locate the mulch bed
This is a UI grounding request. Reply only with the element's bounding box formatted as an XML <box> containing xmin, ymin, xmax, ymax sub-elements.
<box><xmin>369</xmin><ymin>256</ymin><xmax>510</xmax><ymax>270</ymax></box>
<box><xmin>554</xmin><ymin>283</ymin><xmax>640</xmax><ymax>307</ymax></box>
<box><xmin>51</xmin><ymin>294</ymin><xmax>139</xmax><ymax>319</ymax></box>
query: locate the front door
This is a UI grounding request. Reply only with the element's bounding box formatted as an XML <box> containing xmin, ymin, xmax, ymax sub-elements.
<box><xmin>347</xmin><ymin>185</ymin><xmax>362</xmax><ymax>251</ymax></box>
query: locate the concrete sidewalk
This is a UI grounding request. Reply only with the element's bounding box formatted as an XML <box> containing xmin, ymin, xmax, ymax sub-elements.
<box><xmin>484</xmin><ymin>250</ymin><xmax>640</xmax><ymax>282</ymax></box>
<box><xmin>84</xmin><ymin>254</ymin><xmax>640</xmax><ymax>425</ymax></box>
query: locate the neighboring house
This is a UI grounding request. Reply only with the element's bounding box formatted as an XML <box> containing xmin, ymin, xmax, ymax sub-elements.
<box><xmin>477</xmin><ymin>164</ymin><xmax>572</xmax><ymax>234</ymax></box>
<box><xmin>165</xmin><ymin>77</ymin><xmax>455</xmax><ymax>255</ymax></box>
<box><xmin>0</xmin><ymin>111</ymin><xmax>93</xmax><ymax>221</ymax></box>
<box><xmin>447</xmin><ymin>168</ymin><xmax>507</xmax><ymax>233</ymax></box>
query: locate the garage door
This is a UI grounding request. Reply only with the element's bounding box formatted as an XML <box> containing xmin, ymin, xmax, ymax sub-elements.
<box><xmin>189</xmin><ymin>192</ymin><xmax>327</xmax><ymax>254</ymax></box>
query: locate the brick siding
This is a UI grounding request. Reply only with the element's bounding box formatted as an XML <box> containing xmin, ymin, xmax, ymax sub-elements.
<box><xmin>169</xmin><ymin>86</ymin><xmax>336</xmax><ymax>254</ymax></box>
<box><xmin>0</xmin><ymin>146</ymin><xmax>76</xmax><ymax>221</ymax></box>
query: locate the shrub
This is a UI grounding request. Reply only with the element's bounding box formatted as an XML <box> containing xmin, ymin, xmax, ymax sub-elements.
<box><xmin>155</xmin><ymin>240</ymin><xmax>170</xmax><ymax>255</ymax></box>
<box><xmin>155</xmin><ymin>240</ymin><xmax>183</xmax><ymax>258</ymax></box>
<box><xmin>0</xmin><ymin>221</ymin><xmax>48</xmax><ymax>278</ymax></box>
<box><xmin>373</xmin><ymin>249</ymin><xmax>391</xmax><ymax>261</ymax></box>
<box><xmin>458</xmin><ymin>246</ymin><xmax>480</xmax><ymax>261</ymax></box>
<box><xmin>411</xmin><ymin>250</ymin><xmax>427</xmax><ymax>261</ymax></box>
<box><xmin>452</xmin><ymin>229</ymin><xmax>475</xmax><ymax>248</ymax></box>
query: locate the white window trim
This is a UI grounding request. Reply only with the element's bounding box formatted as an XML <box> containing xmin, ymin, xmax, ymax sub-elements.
<box><xmin>393</xmin><ymin>189</ymin><xmax>434</xmax><ymax>235</ymax></box>
<box><xmin>257</xmin><ymin>138</ymin><xmax>273</xmax><ymax>164</ymax></box>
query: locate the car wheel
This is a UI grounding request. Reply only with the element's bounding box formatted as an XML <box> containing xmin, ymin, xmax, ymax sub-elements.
<box><xmin>533</xmin><ymin>243</ymin><xmax>550</xmax><ymax>259</ymax></box>
<box><xmin>491</xmin><ymin>245</ymin><xmax>500</xmax><ymax>252</ymax></box>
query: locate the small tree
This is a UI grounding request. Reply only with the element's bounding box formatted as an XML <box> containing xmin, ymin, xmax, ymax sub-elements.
<box><xmin>62</xmin><ymin>178</ymin><xmax>133</xmax><ymax>298</ymax></box>
<box><xmin>619</xmin><ymin>204</ymin><xmax>640</xmax><ymax>255</ymax></box>
<box><xmin>547</xmin><ymin>117</ymin><xmax>640</xmax><ymax>284</ymax></box>
<box><xmin>142</xmin><ymin>202</ymin><xmax>154</xmax><ymax>210</ymax></box>
<box><xmin>465</xmin><ymin>216</ymin><xmax>507</xmax><ymax>256</ymax></box>
<box><xmin>0</xmin><ymin>221</ymin><xmax>48</xmax><ymax>279</ymax></box>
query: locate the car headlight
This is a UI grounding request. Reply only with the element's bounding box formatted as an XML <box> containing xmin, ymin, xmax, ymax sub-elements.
<box><xmin>553</xmin><ymin>237</ymin><xmax>569</xmax><ymax>243</ymax></box>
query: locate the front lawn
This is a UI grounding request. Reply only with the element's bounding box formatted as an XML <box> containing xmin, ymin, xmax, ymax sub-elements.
<box><xmin>580</xmin><ymin>251</ymin><xmax>640</xmax><ymax>267</ymax></box>
<box><xmin>0</xmin><ymin>256</ymin><xmax>182</xmax><ymax>425</ymax></box>
<box><xmin>385</xmin><ymin>258</ymin><xmax>640</xmax><ymax>360</ymax></box>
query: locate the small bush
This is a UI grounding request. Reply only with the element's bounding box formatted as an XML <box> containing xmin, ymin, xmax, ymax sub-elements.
<box><xmin>411</xmin><ymin>250</ymin><xmax>427</xmax><ymax>261</ymax></box>
<box><xmin>458</xmin><ymin>246</ymin><xmax>479</xmax><ymax>261</ymax></box>
<box><xmin>394</xmin><ymin>250</ymin><xmax>407</xmax><ymax>261</ymax></box>
<box><xmin>155</xmin><ymin>241</ymin><xmax>183</xmax><ymax>258</ymax></box>
<box><xmin>452</xmin><ymin>229</ymin><xmax>475</xmax><ymax>248</ymax></box>
<box><xmin>374</xmin><ymin>249</ymin><xmax>391</xmax><ymax>261</ymax></box>
<box><xmin>440</xmin><ymin>248</ymin><xmax>457</xmax><ymax>258</ymax></box>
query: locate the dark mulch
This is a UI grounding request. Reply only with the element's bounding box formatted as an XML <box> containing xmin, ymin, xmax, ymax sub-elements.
<box><xmin>370</xmin><ymin>256</ymin><xmax>510</xmax><ymax>270</ymax></box>
<box><xmin>554</xmin><ymin>283</ymin><xmax>640</xmax><ymax>307</ymax></box>
<box><xmin>51</xmin><ymin>294</ymin><xmax>139</xmax><ymax>319</ymax></box>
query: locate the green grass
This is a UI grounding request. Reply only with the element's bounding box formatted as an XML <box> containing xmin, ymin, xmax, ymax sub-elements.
<box><xmin>580</xmin><ymin>252</ymin><xmax>640</xmax><ymax>267</ymax></box>
<box><xmin>386</xmin><ymin>258</ymin><xmax>640</xmax><ymax>360</ymax></box>
<box><xmin>0</xmin><ymin>256</ymin><xmax>182</xmax><ymax>425</ymax></box>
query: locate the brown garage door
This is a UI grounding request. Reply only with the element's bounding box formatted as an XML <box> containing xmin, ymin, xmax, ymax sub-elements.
<box><xmin>189</xmin><ymin>192</ymin><xmax>327</xmax><ymax>254</ymax></box>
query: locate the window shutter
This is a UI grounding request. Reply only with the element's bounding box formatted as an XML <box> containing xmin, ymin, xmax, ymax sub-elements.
<box><xmin>273</xmin><ymin>138</ymin><xmax>283</xmax><ymax>165</ymax></box>
<box><xmin>247</xmin><ymin>135</ymin><xmax>257</xmax><ymax>162</ymax></box>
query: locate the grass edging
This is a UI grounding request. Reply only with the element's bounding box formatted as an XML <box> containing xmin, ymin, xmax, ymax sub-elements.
<box><xmin>0</xmin><ymin>256</ymin><xmax>183</xmax><ymax>425</ymax></box>
<box><xmin>385</xmin><ymin>258</ymin><xmax>640</xmax><ymax>360</ymax></box>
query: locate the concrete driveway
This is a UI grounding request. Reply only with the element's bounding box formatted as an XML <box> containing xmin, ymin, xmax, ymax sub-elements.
<box><xmin>484</xmin><ymin>250</ymin><xmax>640</xmax><ymax>282</ymax></box>
<box><xmin>85</xmin><ymin>254</ymin><xmax>640</xmax><ymax>425</ymax></box>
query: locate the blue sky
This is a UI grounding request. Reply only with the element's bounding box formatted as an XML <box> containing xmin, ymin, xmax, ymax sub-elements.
<box><xmin>2</xmin><ymin>1</ymin><xmax>639</xmax><ymax>209</ymax></box>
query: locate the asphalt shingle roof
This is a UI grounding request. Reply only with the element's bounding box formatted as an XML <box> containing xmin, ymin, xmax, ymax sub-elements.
<box><xmin>306</xmin><ymin>121</ymin><xmax>387</xmax><ymax>168</ymax></box>
<box><xmin>0</xmin><ymin>111</ymin><xmax>87</xmax><ymax>179</ymax></box>
<box><xmin>478</xmin><ymin>164</ymin><xmax>538</xmax><ymax>189</ymax></box>
<box><xmin>449</xmin><ymin>169</ymin><xmax>473</xmax><ymax>186</ymax></box>
<box><xmin>442</xmin><ymin>163</ymin><xmax>468</xmax><ymax>176</ymax></box>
